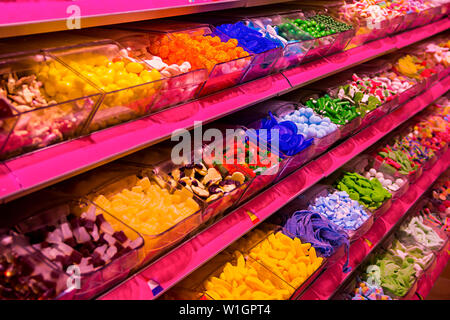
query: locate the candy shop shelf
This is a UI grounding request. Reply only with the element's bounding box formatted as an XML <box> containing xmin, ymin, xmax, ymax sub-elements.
<box><xmin>282</xmin><ymin>17</ymin><xmax>450</xmax><ymax>89</ymax></box>
<box><xmin>99</xmin><ymin>76</ymin><xmax>450</xmax><ymax>300</ymax></box>
<box><xmin>303</xmin><ymin>149</ymin><xmax>450</xmax><ymax>300</ymax></box>
<box><xmin>413</xmin><ymin>241</ymin><xmax>450</xmax><ymax>300</ymax></box>
<box><xmin>0</xmin><ymin>0</ymin><xmax>296</xmax><ymax>39</ymax></box>
<box><xmin>1</xmin><ymin>19</ymin><xmax>449</xmax><ymax>205</ymax></box>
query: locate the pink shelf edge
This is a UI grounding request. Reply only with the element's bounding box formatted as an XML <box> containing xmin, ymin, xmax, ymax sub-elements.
<box><xmin>99</xmin><ymin>76</ymin><xmax>450</xmax><ymax>300</ymax></box>
<box><xmin>300</xmin><ymin>148</ymin><xmax>450</xmax><ymax>300</ymax></box>
<box><xmin>0</xmin><ymin>17</ymin><xmax>448</xmax><ymax>204</ymax></box>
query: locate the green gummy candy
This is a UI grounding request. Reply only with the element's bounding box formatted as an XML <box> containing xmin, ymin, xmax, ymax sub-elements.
<box><xmin>371</xmin><ymin>192</ymin><xmax>385</xmax><ymax>203</ymax></box>
<box><xmin>349</xmin><ymin>191</ymin><xmax>360</xmax><ymax>201</ymax></box>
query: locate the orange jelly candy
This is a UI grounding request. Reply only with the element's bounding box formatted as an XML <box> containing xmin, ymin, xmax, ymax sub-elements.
<box><xmin>149</xmin><ymin>32</ymin><xmax>250</xmax><ymax>72</ymax></box>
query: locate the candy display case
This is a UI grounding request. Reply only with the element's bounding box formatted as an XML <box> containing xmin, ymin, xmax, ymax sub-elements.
<box><xmin>0</xmin><ymin>51</ymin><xmax>101</xmax><ymax>161</ymax></box>
<box><xmin>289</xmin><ymin>11</ymin><xmax>342</xmax><ymax>63</ymax></box>
<box><xmin>201</xmin><ymin>125</ymin><xmax>287</xmax><ymax>204</ymax></box>
<box><xmin>296</xmin><ymin>184</ymin><xmax>374</xmax><ymax>243</ymax></box>
<box><xmin>373</xmin><ymin>154</ymin><xmax>423</xmax><ymax>185</ymax></box>
<box><xmin>326</xmin><ymin>81</ymin><xmax>397</xmax><ymax>132</ymax></box>
<box><xmin>275</xmin><ymin>5</ymin><xmax>355</xmax><ymax>60</ymax></box>
<box><xmin>12</xmin><ymin>198</ymin><xmax>144</xmax><ymax>300</ymax></box>
<box><xmin>115</xmin><ymin>21</ymin><xmax>253</xmax><ymax>98</ymax></box>
<box><xmin>84</xmin><ymin>167</ymin><xmax>204</xmax><ymax>266</ymax></box>
<box><xmin>242</xmin><ymin>228</ymin><xmax>327</xmax><ymax>300</ymax></box>
<box><xmin>225</xmin><ymin>100</ymin><xmax>321</xmax><ymax>177</ymax></box>
<box><xmin>48</xmin><ymin>40</ymin><xmax>166</xmax><ymax>133</ymax></box>
<box><xmin>325</xmin><ymin>168</ymin><xmax>393</xmax><ymax>222</ymax></box>
<box><xmin>380</xmin><ymin>230</ymin><xmax>437</xmax><ymax>282</ymax></box>
<box><xmin>273</xmin><ymin>200</ymin><xmax>348</xmax><ymax>269</ymax></box>
<box><xmin>391</xmin><ymin>51</ymin><xmax>436</xmax><ymax>92</ymax></box>
<box><xmin>0</xmin><ymin>230</ymin><xmax>74</xmax><ymax>300</ymax></box>
<box><xmin>286</xmin><ymin>88</ymin><xmax>363</xmax><ymax>140</ymax></box>
<box><xmin>371</xmin><ymin>134</ymin><xmax>424</xmax><ymax>184</ymax></box>
<box><xmin>341</xmin><ymin>153</ymin><xmax>408</xmax><ymax>201</ymax></box>
<box><xmin>326</xmin><ymin>6</ymin><xmax>401</xmax><ymax>49</ymax></box>
<box><xmin>397</xmin><ymin>210</ymin><xmax>449</xmax><ymax>254</ymax></box>
<box><xmin>209</xmin><ymin>7</ymin><xmax>327</xmax><ymax>71</ymax></box>
<box><xmin>395</xmin><ymin>10</ymin><xmax>418</xmax><ymax>34</ymax></box>
<box><xmin>243</xmin><ymin>13</ymin><xmax>315</xmax><ymax>72</ymax></box>
<box><xmin>164</xmin><ymin>250</ymin><xmax>296</xmax><ymax>300</ymax></box>
<box><xmin>408</xmin><ymin>6</ymin><xmax>439</xmax><ymax>30</ymax></box>
<box><xmin>174</xmin><ymin>16</ymin><xmax>284</xmax><ymax>83</ymax></box>
<box><xmin>406</xmin><ymin>40</ymin><xmax>447</xmax><ymax>87</ymax></box>
<box><xmin>363</xmin><ymin>246</ymin><xmax>418</xmax><ymax>300</ymax></box>
<box><xmin>74</xmin><ymin>27</ymin><xmax>208</xmax><ymax>113</ymax></box>
<box><xmin>382</xmin><ymin>125</ymin><xmax>437</xmax><ymax>174</ymax></box>
<box><xmin>352</xmin><ymin>58</ymin><xmax>420</xmax><ymax>108</ymax></box>
<box><xmin>153</xmin><ymin>152</ymin><xmax>251</xmax><ymax>224</ymax></box>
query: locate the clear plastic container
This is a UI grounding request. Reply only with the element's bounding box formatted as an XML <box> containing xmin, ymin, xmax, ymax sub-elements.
<box><xmin>86</xmin><ymin>167</ymin><xmax>203</xmax><ymax>265</ymax></box>
<box><xmin>276</xmin><ymin>5</ymin><xmax>356</xmax><ymax>59</ymax></box>
<box><xmin>342</xmin><ymin>11</ymin><xmax>403</xmax><ymax>49</ymax></box>
<box><xmin>367</xmin><ymin>245</ymin><xmax>419</xmax><ymax>300</ymax></box>
<box><xmin>377</xmin><ymin>127</ymin><xmax>433</xmax><ymax>178</ymax></box>
<box><xmin>244</xmin><ymin>228</ymin><xmax>327</xmax><ymax>299</ymax></box>
<box><xmin>273</xmin><ymin>199</ymin><xmax>348</xmax><ymax>268</ymax></box>
<box><xmin>408</xmin><ymin>6</ymin><xmax>438</xmax><ymax>29</ymax></box>
<box><xmin>153</xmin><ymin>152</ymin><xmax>251</xmax><ymax>224</ymax></box>
<box><xmin>0</xmin><ymin>230</ymin><xmax>74</xmax><ymax>300</ymax></box>
<box><xmin>201</xmin><ymin>124</ymin><xmax>288</xmax><ymax>204</ymax></box>
<box><xmin>288</xmin><ymin>10</ymin><xmax>339</xmax><ymax>63</ymax></box>
<box><xmin>398</xmin><ymin>210</ymin><xmax>449</xmax><ymax>255</ymax></box>
<box><xmin>286</xmin><ymin>88</ymin><xmax>362</xmax><ymax>139</ymax></box>
<box><xmin>72</xmin><ymin>27</ymin><xmax>208</xmax><ymax>112</ymax></box>
<box><xmin>0</xmin><ymin>51</ymin><xmax>101</xmax><ymax>160</ymax></box>
<box><xmin>327</xmin><ymin>81</ymin><xmax>398</xmax><ymax>132</ymax></box>
<box><xmin>249</xmin><ymin>99</ymin><xmax>335</xmax><ymax>158</ymax></box>
<box><xmin>12</xmin><ymin>198</ymin><xmax>144</xmax><ymax>300</ymax></box>
<box><xmin>395</xmin><ymin>10</ymin><xmax>418</xmax><ymax>33</ymax></box>
<box><xmin>352</xmin><ymin>58</ymin><xmax>419</xmax><ymax>109</ymax></box>
<box><xmin>381</xmin><ymin>229</ymin><xmax>436</xmax><ymax>279</ymax></box>
<box><xmin>48</xmin><ymin>40</ymin><xmax>166</xmax><ymax>133</ymax></box>
<box><xmin>175</xmin><ymin>250</ymin><xmax>296</xmax><ymax>300</ymax></box>
<box><xmin>224</xmin><ymin>100</ymin><xmax>322</xmax><ymax>176</ymax></box>
<box><xmin>169</xmin><ymin>16</ymin><xmax>284</xmax><ymax>82</ymax></box>
<box><xmin>205</xmin><ymin>6</ymin><xmax>319</xmax><ymax>71</ymax></box>
<box><xmin>113</xmin><ymin>21</ymin><xmax>254</xmax><ymax>97</ymax></box>
<box><xmin>335</xmin><ymin>155</ymin><xmax>412</xmax><ymax>220</ymax></box>
<box><xmin>244</xmin><ymin>13</ymin><xmax>315</xmax><ymax>72</ymax></box>
<box><xmin>300</xmin><ymin>184</ymin><xmax>374</xmax><ymax>243</ymax></box>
